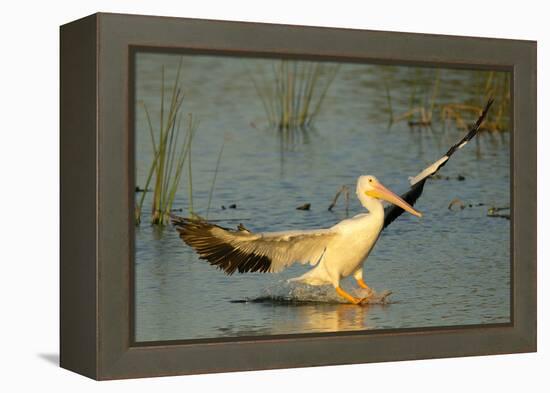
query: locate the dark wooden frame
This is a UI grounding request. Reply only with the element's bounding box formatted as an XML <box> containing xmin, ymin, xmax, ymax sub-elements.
<box><xmin>60</xmin><ymin>12</ymin><xmax>537</xmax><ymax>380</ymax></box>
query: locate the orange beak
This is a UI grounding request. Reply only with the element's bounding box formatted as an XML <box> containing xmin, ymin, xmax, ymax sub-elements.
<box><xmin>366</xmin><ymin>182</ymin><xmax>422</xmax><ymax>217</ymax></box>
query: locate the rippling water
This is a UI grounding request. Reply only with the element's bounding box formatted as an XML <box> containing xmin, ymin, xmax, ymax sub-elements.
<box><xmin>134</xmin><ymin>53</ymin><xmax>510</xmax><ymax>342</ymax></box>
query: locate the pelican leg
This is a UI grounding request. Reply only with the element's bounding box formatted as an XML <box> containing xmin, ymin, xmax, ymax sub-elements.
<box><xmin>335</xmin><ymin>287</ymin><xmax>365</xmax><ymax>305</ymax></box>
<box><xmin>356</xmin><ymin>278</ymin><xmax>372</xmax><ymax>293</ymax></box>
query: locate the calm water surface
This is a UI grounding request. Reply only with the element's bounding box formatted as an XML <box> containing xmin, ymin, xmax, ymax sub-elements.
<box><xmin>134</xmin><ymin>54</ymin><xmax>510</xmax><ymax>342</ymax></box>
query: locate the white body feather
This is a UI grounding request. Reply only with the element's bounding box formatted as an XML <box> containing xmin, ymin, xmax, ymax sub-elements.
<box><xmin>289</xmin><ymin>208</ymin><xmax>384</xmax><ymax>287</ymax></box>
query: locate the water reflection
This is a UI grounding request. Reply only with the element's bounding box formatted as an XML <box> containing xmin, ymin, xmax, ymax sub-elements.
<box><xmin>218</xmin><ymin>302</ymin><xmax>375</xmax><ymax>337</ymax></box>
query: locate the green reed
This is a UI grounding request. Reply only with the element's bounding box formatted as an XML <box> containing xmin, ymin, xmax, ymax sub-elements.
<box><xmin>384</xmin><ymin>67</ymin><xmax>509</xmax><ymax>133</ymax></box>
<box><xmin>205</xmin><ymin>139</ymin><xmax>226</xmax><ymax>218</ymax></box>
<box><xmin>393</xmin><ymin>69</ymin><xmax>440</xmax><ymax>126</ymax></box>
<box><xmin>440</xmin><ymin>71</ymin><xmax>510</xmax><ymax>132</ymax></box>
<box><xmin>135</xmin><ymin>59</ymin><xmax>200</xmax><ymax>226</ymax></box>
<box><xmin>251</xmin><ymin>60</ymin><xmax>339</xmax><ymax>132</ymax></box>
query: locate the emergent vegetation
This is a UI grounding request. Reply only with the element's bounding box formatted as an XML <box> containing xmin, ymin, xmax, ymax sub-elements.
<box><xmin>135</xmin><ymin>58</ymin><xmax>199</xmax><ymax>226</ymax></box>
<box><xmin>251</xmin><ymin>60</ymin><xmax>339</xmax><ymax>132</ymax></box>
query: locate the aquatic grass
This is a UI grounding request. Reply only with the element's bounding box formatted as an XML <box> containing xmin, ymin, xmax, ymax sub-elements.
<box><xmin>393</xmin><ymin>69</ymin><xmax>440</xmax><ymax>127</ymax></box>
<box><xmin>135</xmin><ymin>58</ymin><xmax>200</xmax><ymax>226</ymax></box>
<box><xmin>382</xmin><ymin>73</ymin><xmax>394</xmax><ymax>127</ymax></box>
<box><xmin>206</xmin><ymin>139</ymin><xmax>226</xmax><ymax>218</ymax></box>
<box><xmin>186</xmin><ymin>117</ymin><xmax>195</xmax><ymax>217</ymax></box>
<box><xmin>388</xmin><ymin>68</ymin><xmax>510</xmax><ymax>133</ymax></box>
<box><xmin>440</xmin><ymin>71</ymin><xmax>510</xmax><ymax>132</ymax></box>
<box><xmin>481</xmin><ymin>71</ymin><xmax>511</xmax><ymax>131</ymax></box>
<box><xmin>250</xmin><ymin>60</ymin><xmax>339</xmax><ymax>134</ymax></box>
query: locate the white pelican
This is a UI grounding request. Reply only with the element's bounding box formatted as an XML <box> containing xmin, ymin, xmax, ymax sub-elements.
<box><xmin>172</xmin><ymin>100</ymin><xmax>493</xmax><ymax>304</ymax></box>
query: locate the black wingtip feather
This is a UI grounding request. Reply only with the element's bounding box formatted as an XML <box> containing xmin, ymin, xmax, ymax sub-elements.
<box><xmin>383</xmin><ymin>98</ymin><xmax>493</xmax><ymax>230</ymax></box>
<box><xmin>444</xmin><ymin>98</ymin><xmax>494</xmax><ymax>157</ymax></box>
<box><xmin>383</xmin><ymin>179</ymin><xmax>426</xmax><ymax>229</ymax></box>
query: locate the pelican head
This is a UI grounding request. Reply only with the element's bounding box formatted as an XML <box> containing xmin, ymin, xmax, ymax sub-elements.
<box><xmin>357</xmin><ymin>175</ymin><xmax>422</xmax><ymax>217</ymax></box>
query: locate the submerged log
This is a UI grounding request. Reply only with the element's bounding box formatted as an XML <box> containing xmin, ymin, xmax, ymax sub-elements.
<box><xmin>448</xmin><ymin>198</ymin><xmax>465</xmax><ymax>210</ymax></box>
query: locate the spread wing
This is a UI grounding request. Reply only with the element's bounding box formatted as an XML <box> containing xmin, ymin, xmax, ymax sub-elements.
<box><xmin>172</xmin><ymin>216</ymin><xmax>337</xmax><ymax>275</ymax></box>
<box><xmin>383</xmin><ymin>98</ymin><xmax>494</xmax><ymax>229</ymax></box>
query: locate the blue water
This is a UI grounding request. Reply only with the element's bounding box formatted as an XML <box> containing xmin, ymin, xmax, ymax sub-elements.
<box><xmin>134</xmin><ymin>53</ymin><xmax>510</xmax><ymax>342</ymax></box>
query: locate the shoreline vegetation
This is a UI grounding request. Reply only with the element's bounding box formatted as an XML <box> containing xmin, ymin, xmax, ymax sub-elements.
<box><xmin>136</xmin><ymin>58</ymin><xmax>227</xmax><ymax>226</ymax></box>
<box><xmin>383</xmin><ymin>68</ymin><xmax>510</xmax><ymax>132</ymax></box>
<box><xmin>250</xmin><ymin>60</ymin><xmax>340</xmax><ymax>134</ymax></box>
<box><xmin>136</xmin><ymin>58</ymin><xmax>511</xmax><ymax>227</ymax></box>
<box><xmin>135</xmin><ymin>58</ymin><xmax>197</xmax><ymax>226</ymax></box>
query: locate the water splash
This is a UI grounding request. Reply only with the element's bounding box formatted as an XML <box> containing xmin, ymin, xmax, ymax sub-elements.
<box><xmin>231</xmin><ymin>281</ymin><xmax>393</xmax><ymax>305</ymax></box>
